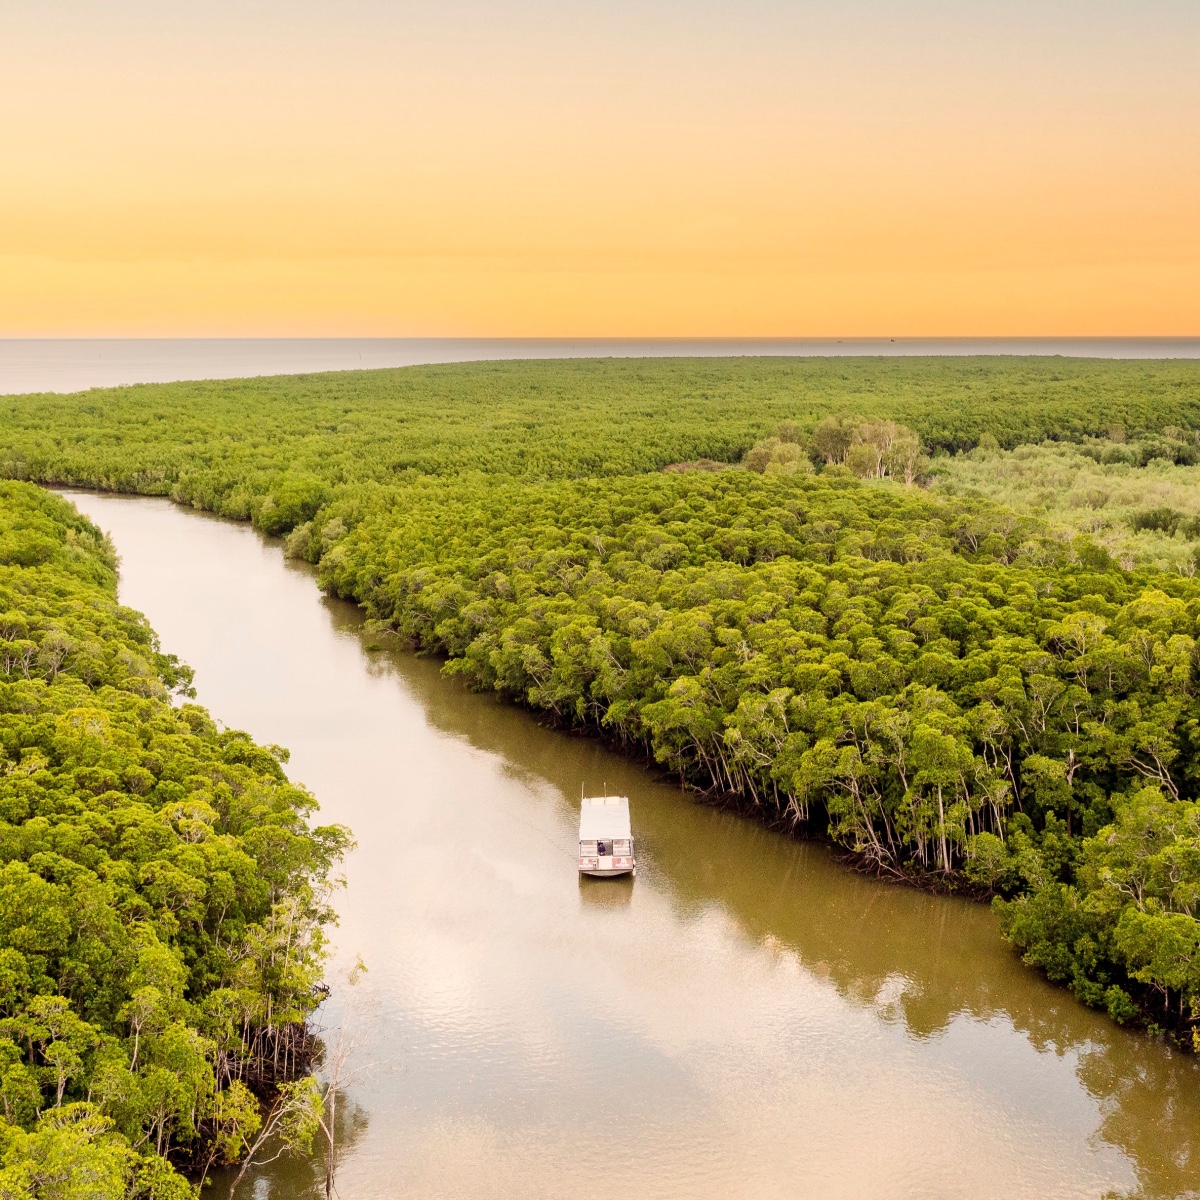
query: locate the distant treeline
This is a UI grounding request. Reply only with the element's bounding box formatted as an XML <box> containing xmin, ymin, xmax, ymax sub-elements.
<box><xmin>3</xmin><ymin>356</ymin><xmax>1199</xmax><ymax>509</ymax></box>
<box><xmin>3</xmin><ymin>356</ymin><xmax>1200</xmax><ymax>1050</ymax></box>
<box><xmin>0</xmin><ymin>482</ymin><xmax>347</xmax><ymax>1195</ymax></box>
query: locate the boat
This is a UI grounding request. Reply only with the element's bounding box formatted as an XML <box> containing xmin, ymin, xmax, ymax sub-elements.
<box><xmin>577</xmin><ymin>796</ymin><xmax>635</xmax><ymax>876</ymax></box>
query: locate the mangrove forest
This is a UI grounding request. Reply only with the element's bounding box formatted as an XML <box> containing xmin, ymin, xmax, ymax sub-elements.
<box><xmin>3</xmin><ymin>354</ymin><xmax>1200</xmax><ymax>1061</ymax></box>
<box><xmin>0</xmin><ymin>481</ymin><xmax>347</xmax><ymax>1195</ymax></box>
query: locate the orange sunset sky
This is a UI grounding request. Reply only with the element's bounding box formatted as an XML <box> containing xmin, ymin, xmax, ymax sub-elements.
<box><xmin>2</xmin><ymin>0</ymin><xmax>1198</xmax><ymax>337</ymax></box>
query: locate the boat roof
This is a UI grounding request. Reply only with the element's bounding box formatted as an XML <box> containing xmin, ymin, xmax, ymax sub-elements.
<box><xmin>578</xmin><ymin>796</ymin><xmax>632</xmax><ymax>840</ymax></box>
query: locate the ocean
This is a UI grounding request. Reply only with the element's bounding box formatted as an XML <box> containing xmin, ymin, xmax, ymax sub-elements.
<box><xmin>3</xmin><ymin>337</ymin><xmax>1199</xmax><ymax>395</ymax></box>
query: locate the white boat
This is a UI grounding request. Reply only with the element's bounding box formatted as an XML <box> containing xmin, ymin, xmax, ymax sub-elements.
<box><xmin>578</xmin><ymin>796</ymin><xmax>635</xmax><ymax>877</ymax></box>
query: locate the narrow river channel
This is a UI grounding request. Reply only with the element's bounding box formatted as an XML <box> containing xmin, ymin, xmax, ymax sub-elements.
<box><xmin>63</xmin><ymin>491</ymin><xmax>1200</xmax><ymax>1200</ymax></box>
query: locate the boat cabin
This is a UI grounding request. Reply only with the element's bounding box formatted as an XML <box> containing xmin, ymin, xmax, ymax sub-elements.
<box><xmin>578</xmin><ymin>796</ymin><xmax>635</xmax><ymax>877</ymax></box>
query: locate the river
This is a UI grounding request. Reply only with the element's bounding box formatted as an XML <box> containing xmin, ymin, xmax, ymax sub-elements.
<box><xmin>63</xmin><ymin>491</ymin><xmax>1200</xmax><ymax>1200</ymax></box>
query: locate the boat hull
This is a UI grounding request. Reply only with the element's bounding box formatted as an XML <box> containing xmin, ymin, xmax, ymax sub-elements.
<box><xmin>578</xmin><ymin>855</ymin><xmax>635</xmax><ymax>877</ymax></box>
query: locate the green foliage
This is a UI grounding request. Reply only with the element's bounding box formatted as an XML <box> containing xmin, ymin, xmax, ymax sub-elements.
<box><xmin>998</xmin><ymin>785</ymin><xmax>1200</xmax><ymax>1037</ymax></box>
<box><xmin>3</xmin><ymin>357</ymin><xmax>1200</xmax><ymax>533</ymax></box>
<box><xmin>741</xmin><ymin>437</ymin><xmax>813</xmax><ymax>477</ymax></box>
<box><xmin>0</xmin><ymin>1105</ymin><xmax>133</xmax><ymax>1200</ymax></box>
<box><xmin>0</xmin><ymin>483</ymin><xmax>348</xmax><ymax>1193</ymax></box>
<box><xmin>307</xmin><ymin>465</ymin><xmax>1200</xmax><ymax>887</ymax></box>
<box><xmin>930</xmin><ymin>434</ymin><xmax>1200</xmax><ymax>575</ymax></box>
<box><xmin>5</xmin><ymin>356</ymin><xmax>1200</xmax><ymax>1044</ymax></box>
<box><xmin>743</xmin><ymin>416</ymin><xmax>925</xmax><ymax>483</ymax></box>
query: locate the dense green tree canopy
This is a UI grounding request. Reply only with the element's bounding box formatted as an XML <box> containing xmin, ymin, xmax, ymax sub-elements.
<box><xmin>3</xmin><ymin>357</ymin><xmax>1199</xmax><ymax>514</ymax></box>
<box><xmin>0</xmin><ymin>482</ymin><xmax>347</xmax><ymax>1195</ymax></box>
<box><xmin>4</xmin><ymin>355</ymin><xmax>1200</xmax><ymax>1050</ymax></box>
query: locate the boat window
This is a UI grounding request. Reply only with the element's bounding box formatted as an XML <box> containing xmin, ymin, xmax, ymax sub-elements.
<box><xmin>614</xmin><ymin>839</ymin><xmax>631</xmax><ymax>856</ymax></box>
<box><xmin>580</xmin><ymin>841</ymin><xmax>598</xmax><ymax>856</ymax></box>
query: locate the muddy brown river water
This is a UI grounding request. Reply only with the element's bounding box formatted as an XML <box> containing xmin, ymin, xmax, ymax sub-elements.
<box><xmin>63</xmin><ymin>491</ymin><xmax>1200</xmax><ymax>1199</ymax></box>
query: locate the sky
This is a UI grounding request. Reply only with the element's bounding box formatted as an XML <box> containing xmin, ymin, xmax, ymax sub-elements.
<box><xmin>1</xmin><ymin>0</ymin><xmax>1198</xmax><ymax>337</ymax></box>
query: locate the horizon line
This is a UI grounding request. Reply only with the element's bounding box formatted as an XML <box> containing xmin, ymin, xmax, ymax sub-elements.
<box><xmin>4</xmin><ymin>334</ymin><xmax>1200</xmax><ymax>343</ymax></box>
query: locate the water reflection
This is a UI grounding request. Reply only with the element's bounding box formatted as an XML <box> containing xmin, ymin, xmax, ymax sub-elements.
<box><xmin>59</xmin><ymin>493</ymin><xmax>1200</xmax><ymax>1200</ymax></box>
<box><xmin>579</xmin><ymin>875</ymin><xmax>635</xmax><ymax>909</ymax></box>
<box><xmin>211</xmin><ymin>1089</ymin><xmax>370</xmax><ymax>1199</ymax></box>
